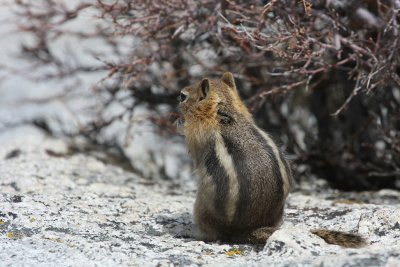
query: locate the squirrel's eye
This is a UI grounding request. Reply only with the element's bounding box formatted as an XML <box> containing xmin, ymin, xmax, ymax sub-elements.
<box><xmin>178</xmin><ymin>92</ymin><xmax>188</xmax><ymax>102</ymax></box>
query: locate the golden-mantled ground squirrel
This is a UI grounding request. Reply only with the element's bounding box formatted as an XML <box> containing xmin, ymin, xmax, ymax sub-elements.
<box><xmin>177</xmin><ymin>72</ymin><xmax>366</xmax><ymax>248</ymax></box>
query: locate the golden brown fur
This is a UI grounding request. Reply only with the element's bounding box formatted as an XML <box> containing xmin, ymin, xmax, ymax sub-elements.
<box><xmin>178</xmin><ymin>72</ymin><xmax>367</xmax><ymax>248</ymax></box>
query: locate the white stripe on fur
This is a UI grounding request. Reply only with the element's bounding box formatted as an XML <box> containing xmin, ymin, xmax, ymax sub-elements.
<box><xmin>214</xmin><ymin>133</ymin><xmax>239</xmax><ymax>223</ymax></box>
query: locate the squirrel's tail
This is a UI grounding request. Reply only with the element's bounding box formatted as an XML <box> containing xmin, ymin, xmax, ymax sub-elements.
<box><xmin>224</xmin><ymin>228</ymin><xmax>367</xmax><ymax>247</ymax></box>
<box><xmin>311</xmin><ymin>229</ymin><xmax>367</xmax><ymax>248</ymax></box>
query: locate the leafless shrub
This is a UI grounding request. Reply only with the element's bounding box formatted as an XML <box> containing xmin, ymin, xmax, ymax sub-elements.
<box><xmin>6</xmin><ymin>0</ymin><xmax>400</xmax><ymax>189</ymax></box>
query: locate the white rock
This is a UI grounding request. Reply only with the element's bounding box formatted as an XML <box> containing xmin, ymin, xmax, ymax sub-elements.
<box><xmin>0</xmin><ymin>128</ymin><xmax>399</xmax><ymax>267</ymax></box>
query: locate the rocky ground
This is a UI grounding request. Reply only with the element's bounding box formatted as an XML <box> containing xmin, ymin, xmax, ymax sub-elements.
<box><xmin>1</xmin><ymin>127</ymin><xmax>400</xmax><ymax>267</ymax></box>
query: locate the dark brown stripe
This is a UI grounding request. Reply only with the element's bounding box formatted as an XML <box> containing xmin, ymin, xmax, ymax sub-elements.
<box><xmin>221</xmin><ymin>135</ymin><xmax>250</xmax><ymax>221</ymax></box>
<box><xmin>204</xmin><ymin>142</ymin><xmax>229</xmax><ymax>217</ymax></box>
<box><xmin>217</xmin><ymin>110</ymin><xmax>234</xmax><ymax>124</ymax></box>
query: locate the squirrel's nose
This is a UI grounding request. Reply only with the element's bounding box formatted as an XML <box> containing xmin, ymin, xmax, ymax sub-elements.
<box><xmin>178</xmin><ymin>92</ymin><xmax>187</xmax><ymax>102</ymax></box>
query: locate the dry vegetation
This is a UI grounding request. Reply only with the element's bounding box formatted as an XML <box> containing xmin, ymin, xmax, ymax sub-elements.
<box><xmin>7</xmin><ymin>0</ymin><xmax>400</xmax><ymax>190</ymax></box>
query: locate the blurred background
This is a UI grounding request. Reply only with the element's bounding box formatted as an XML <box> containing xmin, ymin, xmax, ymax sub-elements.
<box><xmin>0</xmin><ymin>0</ymin><xmax>399</xmax><ymax>191</ymax></box>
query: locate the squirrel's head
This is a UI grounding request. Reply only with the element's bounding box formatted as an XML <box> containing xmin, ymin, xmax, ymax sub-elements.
<box><xmin>178</xmin><ymin>72</ymin><xmax>251</xmax><ymax>136</ymax></box>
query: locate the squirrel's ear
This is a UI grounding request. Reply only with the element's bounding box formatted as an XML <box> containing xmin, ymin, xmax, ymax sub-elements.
<box><xmin>200</xmin><ymin>78</ymin><xmax>210</xmax><ymax>99</ymax></box>
<box><xmin>221</xmin><ymin>72</ymin><xmax>236</xmax><ymax>88</ymax></box>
